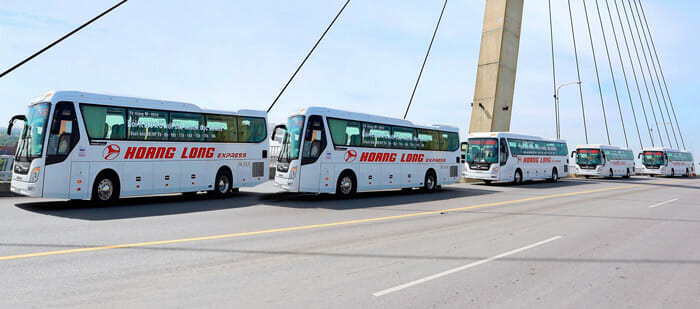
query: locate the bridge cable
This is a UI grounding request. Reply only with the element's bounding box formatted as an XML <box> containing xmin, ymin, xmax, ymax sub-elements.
<box><xmin>594</xmin><ymin>0</ymin><xmax>628</xmax><ymax>148</ymax></box>
<box><xmin>610</xmin><ymin>0</ymin><xmax>654</xmax><ymax>147</ymax></box>
<box><xmin>638</xmin><ymin>0</ymin><xmax>685</xmax><ymax>149</ymax></box>
<box><xmin>603</xmin><ymin>0</ymin><xmax>643</xmax><ymax>149</ymax></box>
<box><xmin>548</xmin><ymin>0</ymin><xmax>559</xmax><ymax>138</ymax></box>
<box><xmin>634</xmin><ymin>0</ymin><xmax>681</xmax><ymax>149</ymax></box>
<box><xmin>0</xmin><ymin>0</ymin><xmax>129</xmax><ymax>79</ymax></box>
<box><xmin>581</xmin><ymin>0</ymin><xmax>612</xmax><ymax>144</ymax></box>
<box><xmin>404</xmin><ymin>0</ymin><xmax>448</xmax><ymax>119</ymax></box>
<box><xmin>565</xmin><ymin>0</ymin><xmax>589</xmax><ymax>143</ymax></box>
<box><xmin>566</xmin><ymin>0</ymin><xmax>589</xmax><ymax>143</ymax></box>
<box><xmin>626</xmin><ymin>0</ymin><xmax>671</xmax><ymax>147</ymax></box>
<box><xmin>620</xmin><ymin>0</ymin><xmax>664</xmax><ymax>147</ymax></box>
<box><xmin>267</xmin><ymin>0</ymin><xmax>351</xmax><ymax>113</ymax></box>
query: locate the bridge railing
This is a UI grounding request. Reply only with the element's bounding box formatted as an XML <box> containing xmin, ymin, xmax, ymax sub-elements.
<box><xmin>0</xmin><ymin>155</ymin><xmax>13</xmax><ymax>183</ymax></box>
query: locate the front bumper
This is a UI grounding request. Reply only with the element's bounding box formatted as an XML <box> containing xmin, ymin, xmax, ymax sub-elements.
<box><xmin>10</xmin><ymin>179</ymin><xmax>42</xmax><ymax>197</ymax></box>
<box><xmin>465</xmin><ymin>170</ymin><xmax>498</xmax><ymax>181</ymax></box>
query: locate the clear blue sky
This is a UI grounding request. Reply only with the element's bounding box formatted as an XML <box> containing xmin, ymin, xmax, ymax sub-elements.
<box><xmin>1</xmin><ymin>0</ymin><xmax>697</xmax><ymax>159</ymax></box>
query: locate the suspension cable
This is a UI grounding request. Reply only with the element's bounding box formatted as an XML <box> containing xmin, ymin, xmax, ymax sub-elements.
<box><xmin>404</xmin><ymin>0</ymin><xmax>448</xmax><ymax>119</ymax></box>
<box><xmin>611</xmin><ymin>0</ymin><xmax>654</xmax><ymax>147</ymax></box>
<box><xmin>582</xmin><ymin>0</ymin><xmax>611</xmax><ymax>144</ymax></box>
<box><xmin>267</xmin><ymin>0</ymin><xmax>351</xmax><ymax>113</ymax></box>
<box><xmin>548</xmin><ymin>0</ymin><xmax>559</xmax><ymax>138</ymax></box>
<box><xmin>0</xmin><ymin>0</ymin><xmax>129</xmax><ymax>79</ymax></box>
<box><xmin>594</xmin><ymin>0</ymin><xmax>628</xmax><ymax>148</ymax></box>
<box><xmin>627</xmin><ymin>0</ymin><xmax>671</xmax><ymax>147</ymax></box>
<box><xmin>638</xmin><ymin>0</ymin><xmax>686</xmax><ymax>149</ymax></box>
<box><xmin>567</xmin><ymin>0</ymin><xmax>588</xmax><ymax>143</ymax></box>
<box><xmin>620</xmin><ymin>0</ymin><xmax>663</xmax><ymax>146</ymax></box>
<box><xmin>633</xmin><ymin>0</ymin><xmax>679</xmax><ymax>149</ymax></box>
<box><xmin>603</xmin><ymin>0</ymin><xmax>643</xmax><ymax>149</ymax></box>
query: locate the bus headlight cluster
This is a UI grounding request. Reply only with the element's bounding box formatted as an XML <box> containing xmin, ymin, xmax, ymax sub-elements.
<box><xmin>29</xmin><ymin>167</ymin><xmax>40</xmax><ymax>183</ymax></box>
<box><xmin>290</xmin><ymin>166</ymin><xmax>298</xmax><ymax>179</ymax></box>
<box><xmin>596</xmin><ymin>166</ymin><xmax>602</xmax><ymax>171</ymax></box>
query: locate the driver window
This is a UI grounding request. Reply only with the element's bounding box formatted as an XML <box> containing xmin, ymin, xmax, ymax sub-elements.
<box><xmin>46</xmin><ymin>101</ymin><xmax>80</xmax><ymax>164</ymax></box>
<box><xmin>499</xmin><ymin>138</ymin><xmax>508</xmax><ymax>166</ymax></box>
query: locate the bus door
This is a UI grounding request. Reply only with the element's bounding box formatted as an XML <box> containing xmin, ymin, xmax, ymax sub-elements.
<box><xmin>43</xmin><ymin>101</ymin><xmax>82</xmax><ymax>198</ymax></box>
<box><xmin>299</xmin><ymin>115</ymin><xmax>328</xmax><ymax>192</ymax></box>
<box><xmin>500</xmin><ymin>138</ymin><xmax>514</xmax><ymax>180</ymax></box>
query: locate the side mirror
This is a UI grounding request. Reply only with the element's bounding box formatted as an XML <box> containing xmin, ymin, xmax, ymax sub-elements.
<box><xmin>7</xmin><ymin>115</ymin><xmax>26</xmax><ymax>135</ymax></box>
<box><xmin>271</xmin><ymin>124</ymin><xmax>287</xmax><ymax>141</ymax></box>
<box><xmin>570</xmin><ymin>150</ymin><xmax>576</xmax><ymax>158</ymax></box>
<box><xmin>638</xmin><ymin>153</ymin><xmax>642</xmax><ymax>159</ymax></box>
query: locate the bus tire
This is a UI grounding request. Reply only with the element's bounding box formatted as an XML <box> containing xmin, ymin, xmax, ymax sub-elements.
<box><xmin>211</xmin><ymin>168</ymin><xmax>233</xmax><ymax>199</ymax></box>
<box><xmin>624</xmin><ymin>169</ymin><xmax>631</xmax><ymax>178</ymax></box>
<box><xmin>671</xmin><ymin>169</ymin><xmax>675</xmax><ymax>177</ymax></box>
<box><xmin>92</xmin><ymin>170</ymin><xmax>120</xmax><ymax>205</ymax></box>
<box><xmin>550</xmin><ymin>168</ymin><xmax>558</xmax><ymax>182</ymax></box>
<box><xmin>484</xmin><ymin>180</ymin><xmax>492</xmax><ymax>184</ymax></box>
<box><xmin>423</xmin><ymin>170</ymin><xmax>437</xmax><ymax>192</ymax></box>
<box><xmin>685</xmin><ymin>168</ymin><xmax>690</xmax><ymax>177</ymax></box>
<box><xmin>336</xmin><ymin>171</ymin><xmax>356</xmax><ymax>198</ymax></box>
<box><xmin>608</xmin><ymin>169</ymin><xmax>614</xmax><ymax>179</ymax></box>
<box><xmin>584</xmin><ymin>175</ymin><xmax>590</xmax><ymax>179</ymax></box>
<box><xmin>514</xmin><ymin>169</ymin><xmax>523</xmax><ymax>185</ymax></box>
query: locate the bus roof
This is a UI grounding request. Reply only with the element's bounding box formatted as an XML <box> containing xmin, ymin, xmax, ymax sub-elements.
<box><xmin>467</xmin><ymin>132</ymin><xmax>566</xmax><ymax>144</ymax></box>
<box><xmin>30</xmin><ymin>91</ymin><xmax>267</xmax><ymax>118</ymax></box>
<box><xmin>575</xmin><ymin>144</ymin><xmax>632</xmax><ymax>151</ymax></box>
<box><xmin>642</xmin><ymin>147</ymin><xmax>690</xmax><ymax>153</ymax></box>
<box><xmin>289</xmin><ymin>106</ymin><xmax>459</xmax><ymax>132</ymax></box>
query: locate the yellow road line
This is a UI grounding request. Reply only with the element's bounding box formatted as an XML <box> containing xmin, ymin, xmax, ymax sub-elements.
<box><xmin>0</xmin><ymin>180</ymin><xmax>674</xmax><ymax>261</ymax></box>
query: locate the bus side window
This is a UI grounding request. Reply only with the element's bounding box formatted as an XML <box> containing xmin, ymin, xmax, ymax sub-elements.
<box><xmin>46</xmin><ymin>102</ymin><xmax>80</xmax><ymax>165</ymax></box>
<box><xmin>499</xmin><ymin>138</ymin><xmax>508</xmax><ymax>166</ymax></box>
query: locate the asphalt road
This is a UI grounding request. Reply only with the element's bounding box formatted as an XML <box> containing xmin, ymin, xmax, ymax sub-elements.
<box><xmin>0</xmin><ymin>176</ymin><xmax>698</xmax><ymax>308</ymax></box>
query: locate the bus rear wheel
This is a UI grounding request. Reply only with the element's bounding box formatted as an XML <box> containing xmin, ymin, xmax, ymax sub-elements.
<box><xmin>336</xmin><ymin>171</ymin><xmax>356</xmax><ymax>198</ymax></box>
<box><xmin>550</xmin><ymin>168</ymin><xmax>559</xmax><ymax>182</ymax></box>
<box><xmin>211</xmin><ymin>169</ymin><xmax>232</xmax><ymax>199</ymax></box>
<box><xmin>624</xmin><ymin>169</ymin><xmax>631</xmax><ymax>178</ymax></box>
<box><xmin>685</xmin><ymin>168</ymin><xmax>690</xmax><ymax>177</ymax></box>
<box><xmin>423</xmin><ymin>170</ymin><xmax>437</xmax><ymax>192</ymax></box>
<box><xmin>92</xmin><ymin>171</ymin><xmax>120</xmax><ymax>205</ymax></box>
<box><xmin>671</xmin><ymin>169</ymin><xmax>675</xmax><ymax>177</ymax></box>
<box><xmin>608</xmin><ymin>169</ymin><xmax>614</xmax><ymax>179</ymax></box>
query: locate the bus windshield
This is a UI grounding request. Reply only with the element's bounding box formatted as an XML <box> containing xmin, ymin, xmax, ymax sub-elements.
<box><xmin>467</xmin><ymin>138</ymin><xmax>498</xmax><ymax>164</ymax></box>
<box><xmin>279</xmin><ymin>115</ymin><xmax>304</xmax><ymax>163</ymax></box>
<box><xmin>14</xmin><ymin>103</ymin><xmax>50</xmax><ymax>161</ymax></box>
<box><xmin>576</xmin><ymin>149</ymin><xmax>602</xmax><ymax>166</ymax></box>
<box><xmin>643</xmin><ymin>151</ymin><xmax>664</xmax><ymax>166</ymax></box>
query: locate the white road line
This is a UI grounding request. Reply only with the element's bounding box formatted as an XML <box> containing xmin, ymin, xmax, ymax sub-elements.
<box><xmin>648</xmin><ymin>198</ymin><xmax>679</xmax><ymax>208</ymax></box>
<box><xmin>372</xmin><ymin>236</ymin><xmax>562</xmax><ymax>297</ymax></box>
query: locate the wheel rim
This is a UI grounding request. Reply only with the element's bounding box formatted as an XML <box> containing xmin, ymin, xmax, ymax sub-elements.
<box><xmin>610</xmin><ymin>170</ymin><xmax>613</xmax><ymax>177</ymax></box>
<box><xmin>97</xmin><ymin>179</ymin><xmax>113</xmax><ymax>201</ymax></box>
<box><xmin>627</xmin><ymin>170</ymin><xmax>630</xmax><ymax>177</ymax></box>
<box><xmin>426</xmin><ymin>175</ymin><xmax>435</xmax><ymax>190</ymax></box>
<box><xmin>340</xmin><ymin>176</ymin><xmax>353</xmax><ymax>195</ymax></box>
<box><xmin>553</xmin><ymin>171</ymin><xmax>558</xmax><ymax>181</ymax></box>
<box><xmin>218</xmin><ymin>175</ymin><xmax>230</xmax><ymax>194</ymax></box>
<box><xmin>515</xmin><ymin>172</ymin><xmax>521</xmax><ymax>183</ymax></box>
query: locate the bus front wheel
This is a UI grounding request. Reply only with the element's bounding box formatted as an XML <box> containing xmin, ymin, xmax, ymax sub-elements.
<box><xmin>514</xmin><ymin>170</ymin><xmax>523</xmax><ymax>185</ymax></box>
<box><xmin>624</xmin><ymin>169</ymin><xmax>631</xmax><ymax>178</ymax></box>
<box><xmin>336</xmin><ymin>171</ymin><xmax>356</xmax><ymax>198</ymax></box>
<box><xmin>550</xmin><ymin>168</ymin><xmax>559</xmax><ymax>182</ymax></box>
<box><xmin>685</xmin><ymin>168</ymin><xmax>690</xmax><ymax>177</ymax></box>
<box><xmin>92</xmin><ymin>171</ymin><xmax>120</xmax><ymax>205</ymax></box>
<box><xmin>671</xmin><ymin>169</ymin><xmax>675</xmax><ymax>177</ymax></box>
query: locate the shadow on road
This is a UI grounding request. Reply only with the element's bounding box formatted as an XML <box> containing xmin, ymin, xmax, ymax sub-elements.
<box><xmin>470</xmin><ymin>178</ymin><xmax>592</xmax><ymax>189</ymax></box>
<box><xmin>258</xmin><ymin>186</ymin><xmax>497</xmax><ymax>210</ymax></box>
<box><xmin>13</xmin><ymin>186</ymin><xmax>498</xmax><ymax>220</ymax></box>
<box><xmin>566</xmin><ymin>176</ymin><xmax>699</xmax><ymax>190</ymax></box>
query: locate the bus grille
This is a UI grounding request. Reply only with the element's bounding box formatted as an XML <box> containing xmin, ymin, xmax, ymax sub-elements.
<box><xmin>252</xmin><ymin>162</ymin><xmax>265</xmax><ymax>177</ymax></box>
<box><xmin>450</xmin><ymin>166</ymin><xmax>458</xmax><ymax>178</ymax></box>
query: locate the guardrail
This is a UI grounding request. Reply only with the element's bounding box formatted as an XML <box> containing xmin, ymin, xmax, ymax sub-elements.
<box><xmin>0</xmin><ymin>171</ymin><xmax>11</xmax><ymax>182</ymax></box>
<box><xmin>0</xmin><ymin>155</ymin><xmax>13</xmax><ymax>183</ymax></box>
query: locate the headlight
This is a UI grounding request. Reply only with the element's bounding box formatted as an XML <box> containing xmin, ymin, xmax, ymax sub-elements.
<box><xmin>290</xmin><ymin>166</ymin><xmax>298</xmax><ymax>179</ymax></box>
<box><xmin>596</xmin><ymin>166</ymin><xmax>602</xmax><ymax>171</ymax></box>
<box><xmin>29</xmin><ymin>167</ymin><xmax>40</xmax><ymax>183</ymax></box>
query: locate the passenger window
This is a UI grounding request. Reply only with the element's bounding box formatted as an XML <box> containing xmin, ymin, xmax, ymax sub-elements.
<box><xmin>392</xmin><ymin>126</ymin><xmax>416</xmax><ymax>149</ymax></box>
<box><xmin>46</xmin><ymin>102</ymin><xmax>80</xmax><ymax>165</ymax></box>
<box><xmin>362</xmin><ymin>123</ymin><xmax>391</xmax><ymax>148</ymax></box>
<box><xmin>128</xmin><ymin>109</ymin><xmax>168</xmax><ymax>141</ymax></box>
<box><xmin>205</xmin><ymin>114</ymin><xmax>238</xmax><ymax>142</ymax></box>
<box><xmin>171</xmin><ymin>112</ymin><xmax>205</xmax><ymax>142</ymax></box>
<box><xmin>238</xmin><ymin>117</ymin><xmax>266</xmax><ymax>143</ymax></box>
<box><xmin>79</xmin><ymin>104</ymin><xmax>126</xmax><ymax>140</ymax></box>
<box><xmin>328</xmin><ymin>118</ymin><xmax>362</xmax><ymax>147</ymax></box>
<box><xmin>417</xmin><ymin>129</ymin><xmax>439</xmax><ymax>150</ymax></box>
<box><xmin>439</xmin><ymin>132</ymin><xmax>459</xmax><ymax>151</ymax></box>
<box><xmin>302</xmin><ymin>115</ymin><xmax>327</xmax><ymax>165</ymax></box>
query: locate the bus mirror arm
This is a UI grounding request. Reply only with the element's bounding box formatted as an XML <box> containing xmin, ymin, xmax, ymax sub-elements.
<box><xmin>570</xmin><ymin>150</ymin><xmax>576</xmax><ymax>158</ymax></box>
<box><xmin>7</xmin><ymin>115</ymin><xmax>25</xmax><ymax>135</ymax></box>
<box><xmin>271</xmin><ymin>124</ymin><xmax>287</xmax><ymax>141</ymax></box>
<box><xmin>638</xmin><ymin>153</ymin><xmax>642</xmax><ymax>159</ymax></box>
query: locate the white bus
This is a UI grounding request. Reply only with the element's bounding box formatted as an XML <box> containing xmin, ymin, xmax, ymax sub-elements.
<box><xmin>7</xmin><ymin>91</ymin><xmax>269</xmax><ymax>204</ymax></box>
<box><xmin>273</xmin><ymin>107</ymin><xmax>462</xmax><ymax>197</ymax></box>
<box><xmin>639</xmin><ymin>147</ymin><xmax>694</xmax><ymax>177</ymax></box>
<box><xmin>571</xmin><ymin>145</ymin><xmax>635</xmax><ymax>178</ymax></box>
<box><xmin>464</xmin><ymin>132</ymin><xmax>570</xmax><ymax>184</ymax></box>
